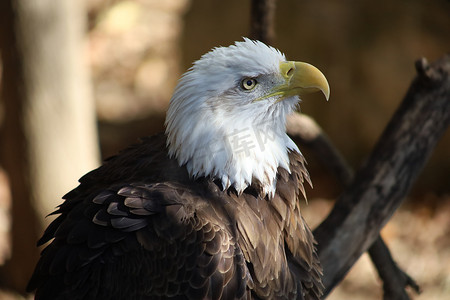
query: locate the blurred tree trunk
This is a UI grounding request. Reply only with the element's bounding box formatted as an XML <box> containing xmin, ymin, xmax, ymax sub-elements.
<box><xmin>0</xmin><ymin>0</ymin><xmax>99</xmax><ymax>293</ymax></box>
<box><xmin>250</xmin><ymin>0</ymin><xmax>276</xmax><ymax>44</ymax></box>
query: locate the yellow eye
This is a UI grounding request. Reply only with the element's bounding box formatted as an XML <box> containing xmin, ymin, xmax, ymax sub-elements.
<box><xmin>241</xmin><ymin>78</ymin><xmax>257</xmax><ymax>90</ymax></box>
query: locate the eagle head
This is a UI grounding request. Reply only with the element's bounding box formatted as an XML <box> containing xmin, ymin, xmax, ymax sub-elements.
<box><xmin>165</xmin><ymin>38</ymin><xmax>329</xmax><ymax>197</ymax></box>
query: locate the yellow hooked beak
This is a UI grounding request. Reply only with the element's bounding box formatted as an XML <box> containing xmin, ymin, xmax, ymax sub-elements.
<box><xmin>254</xmin><ymin>61</ymin><xmax>330</xmax><ymax>102</ymax></box>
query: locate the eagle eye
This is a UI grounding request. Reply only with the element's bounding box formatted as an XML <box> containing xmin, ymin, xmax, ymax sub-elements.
<box><xmin>241</xmin><ymin>78</ymin><xmax>257</xmax><ymax>90</ymax></box>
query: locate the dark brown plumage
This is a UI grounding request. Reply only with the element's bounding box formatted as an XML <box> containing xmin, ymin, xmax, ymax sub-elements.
<box><xmin>27</xmin><ymin>133</ymin><xmax>322</xmax><ymax>299</ymax></box>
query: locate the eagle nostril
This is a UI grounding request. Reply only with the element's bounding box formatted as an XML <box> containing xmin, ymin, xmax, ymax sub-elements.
<box><xmin>286</xmin><ymin>67</ymin><xmax>294</xmax><ymax>77</ymax></box>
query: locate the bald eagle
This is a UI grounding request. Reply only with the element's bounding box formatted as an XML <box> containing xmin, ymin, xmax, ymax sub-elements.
<box><xmin>27</xmin><ymin>39</ymin><xmax>329</xmax><ymax>300</ymax></box>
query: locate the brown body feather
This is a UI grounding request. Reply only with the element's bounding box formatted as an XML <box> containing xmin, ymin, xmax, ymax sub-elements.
<box><xmin>27</xmin><ymin>133</ymin><xmax>322</xmax><ymax>299</ymax></box>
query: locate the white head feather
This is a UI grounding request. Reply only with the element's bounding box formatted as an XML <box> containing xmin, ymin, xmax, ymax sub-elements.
<box><xmin>165</xmin><ymin>38</ymin><xmax>324</xmax><ymax>198</ymax></box>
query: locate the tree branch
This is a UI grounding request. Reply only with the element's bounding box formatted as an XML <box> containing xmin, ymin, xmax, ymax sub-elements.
<box><xmin>287</xmin><ymin>112</ymin><xmax>421</xmax><ymax>299</ymax></box>
<box><xmin>368</xmin><ymin>236</ymin><xmax>421</xmax><ymax>299</ymax></box>
<box><xmin>313</xmin><ymin>55</ymin><xmax>450</xmax><ymax>296</ymax></box>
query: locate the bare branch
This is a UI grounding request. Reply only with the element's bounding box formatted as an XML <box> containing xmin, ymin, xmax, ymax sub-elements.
<box><xmin>368</xmin><ymin>237</ymin><xmax>421</xmax><ymax>300</ymax></box>
<box><xmin>313</xmin><ymin>54</ymin><xmax>450</xmax><ymax>296</ymax></box>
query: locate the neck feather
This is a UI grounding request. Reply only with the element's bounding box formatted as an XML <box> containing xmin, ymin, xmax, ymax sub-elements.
<box><xmin>166</xmin><ymin>108</ymin><xmax>300</xmax><ymax>198</ymax></box>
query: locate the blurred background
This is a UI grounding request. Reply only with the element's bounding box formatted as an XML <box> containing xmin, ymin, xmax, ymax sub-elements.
<box><xmin>0</xmin><ymin>0</ymin><xmax>449</xmax><ymax>299</ymax></box>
